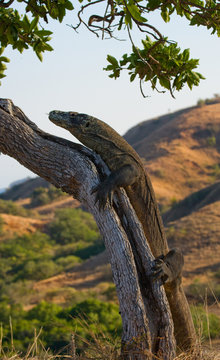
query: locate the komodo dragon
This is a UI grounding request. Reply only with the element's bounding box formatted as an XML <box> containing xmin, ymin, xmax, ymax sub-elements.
<box><xmin>49</xmin><ymin>110</ymin><xmax>196</xmax><ymax>350</ymax></box>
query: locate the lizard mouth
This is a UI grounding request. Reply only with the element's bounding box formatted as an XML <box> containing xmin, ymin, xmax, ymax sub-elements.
<box><xmin>49</xmin><ymin>110</ymin><xmax>80</xmax><ymax>129</ymax></box>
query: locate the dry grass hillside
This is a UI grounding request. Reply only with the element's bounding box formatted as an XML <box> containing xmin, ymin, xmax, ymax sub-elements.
<box><xmin>124</xmin><ymin>103</ymin><xmax>220</xmax><ymax>205</ymax></box>
<box><xmin>166</xmin><ymin>200</ymin><xmax>220</xmax><ymax>278</ymax></box>
<box><xmin>0</xmin><ymin>213</ymin><xmax>46</xmax><ymax>237</ymax></box>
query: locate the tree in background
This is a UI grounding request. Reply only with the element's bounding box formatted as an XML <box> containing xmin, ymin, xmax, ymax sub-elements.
<box><xmin>0</xmin><ymin>0</ymin><xmax>219</xmax><ymax>95</ymax></box>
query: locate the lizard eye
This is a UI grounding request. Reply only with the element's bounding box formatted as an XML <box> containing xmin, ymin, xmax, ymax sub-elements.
<box><xmin>69</xmin><ymin>112</ymin><xmax>78</xmax><ymax>117</ymax></box>
<box><xmin>85</xmin><ymin>121</ymin><xmax>90</xmax><ymax>128</ymax></box>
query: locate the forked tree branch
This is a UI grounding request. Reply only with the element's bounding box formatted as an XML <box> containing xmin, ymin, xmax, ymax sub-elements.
<box><xmin>0</xmin><ymin>98</ymin><xmax>175</xmax><ymax>359</ymax></box>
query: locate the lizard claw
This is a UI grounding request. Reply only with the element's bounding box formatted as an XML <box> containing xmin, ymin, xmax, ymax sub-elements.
<box><xmin>91</xmin><ymin>182</ymin><xmax>114</xmax><ymax>211</ymax></box>
<box><xmin>152</xmin><ymin>249</ymin><xmax>184</xmax><ymax>285</ymax></box>
<box><xmin>152</xmin><ymin>257</ymin><xmax>171</xmax><ymax>285</ymax></box>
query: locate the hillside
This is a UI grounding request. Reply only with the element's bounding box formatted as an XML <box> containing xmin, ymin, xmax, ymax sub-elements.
<box><xmin>0</xmin><ymin>177</ymin><xmax>50</xmax><ymax>201</ymax></box>
<box><xmin>166</xmin><ymin>197</ymin><xmax>220</xmax><ymax>278</ymax></box>
<box><xmin>163</xmin><ymin>181</ymin><xmax>220</xmax><ymax>223</ymax></box>
<box><xmin>125</xmin><ymin>103</ymin><xmax>220</xmax><ymax>205</ymax></box>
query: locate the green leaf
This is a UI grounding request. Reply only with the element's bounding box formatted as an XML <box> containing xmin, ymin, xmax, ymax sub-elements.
<box><xmin>0</xmin><ymin>62</ymin><xmax>7</xmax><ymax>71</ymax></box>
<box><xmin>182</xmin><ymin>48</ymin><xmax>190</xmax><ymax>62</ymax></box>
<box><xmin>29</xmin><ymin>16</ymin><xmax>39</xmax><ymax>32</ymax></box>
<box><xmin>22</xmin><ymin>14</ymin><xmax>31</xmax><ymax>32</ymax></box>
<box><xmin>196</xmin><ymin>72</ymin><xmax>205</xmax><ymax>80</ymax></box>
<box><xmin>58</xmin><ymin>5</ymin><xmax>66</xmax><ymax>22</ymax></box>
<box><xmin>10</xmin><ymin>26</ymin><xmax>18</xmax><ymax>42</ymax></box>
<box><xmin>36</xmin><ymin>52</ymin><xmax>43</xmax><ymax>62</ymax></box>
<box><xmin>43</xmin><ymin>43</ymin><xmax>53</xmax><ymax>51</ymax></box>
<box><xmin>159</xmin><ymin>76</ymin><xmax>170</xmax><ymax>89</ymax></box>
<box><xmin>0</xmin><ymin>48</ymin><xmax>5</xmax><ymax>56</ymax></box>
<box><xmin>107</xmin><ymin>55</ymin><xmax>118</xmax><ymax>66</ymax></box>
<box><xmin>130</xmin><ymin>73</ymin><xmax>136</xmax><ymax>82</ymax></box>
<box><xmin>50</xmin><ymin>6</ymin><xmax>59</xmax><ymax>19</ymax></box>
<box><xmin>127</xmin><ymin>3</ymin><xmax>147</xmax><ymax>23</ymax></box>
<box><xmin>118</xmin><ymin>15</ymin><xmax>124</xmax><ymax>30</ymax></box>
<box><xmin>65</xmin><ymin>1</ymin><xmax>74</xmax><ymax>10</ymax></box>
<box><xmin>187</xmin><ymin>77</ymin><xmax>194</xmax><ymax>90</ymax></box>
<box><xmin>0</xmin><ymin>56</ymin><xmax>10</xmax><ymax>63</ymax></box>
<box><xmin>6</xmin><ymin>27</ymin><xmax>15</xmax><ymax>44</ymax></box>
<box><xmin>161</xmin><ymin>9</ymin><xmax>170</xmax><ymax>23</ymax></box>
<box><xmin>35</xmin><ymin>30</ymin><xmax>53</xmax><ymax>37</ymax></box>
<box><xmin>124</xmin><ymin>11</ymin><xmax>132</xmax><ymax>28</ymax></box>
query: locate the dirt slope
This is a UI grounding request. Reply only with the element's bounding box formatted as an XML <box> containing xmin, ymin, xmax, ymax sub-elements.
<box><xmin>125</xmin><ymin>103</ymin><xmax>220</xmax><ymax>205</ymax></box>
<box><xmin>0</xmin><ymin>213</ymin><xmax>46</xmax><ymax>237</ymax></box>
<box><xmin>166</xmin><ymin>199</ymin><xmax>220</xmax><ymax>278</ymax></box>
<box><xmin>163</xmin><ymin>181</ymin><xmax>220</xmax><ymax>223</ymax></box>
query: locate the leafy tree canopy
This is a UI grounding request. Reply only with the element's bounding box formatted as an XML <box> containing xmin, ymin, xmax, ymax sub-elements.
<box><xmin>0</xmin><ymin>0</ymin><xmax>219</xmax><ymax>96</ymax></box>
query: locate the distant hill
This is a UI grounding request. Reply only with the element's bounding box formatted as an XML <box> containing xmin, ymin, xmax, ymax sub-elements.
<box><xmin>124</xmin><ymin>103</ymin><xmax>220</xmax><ymax>205</ymax></box>
<box><xmin>0</xmin><ymin>176</ymin><xmax>50</xmax><ymax>201</ymax></box>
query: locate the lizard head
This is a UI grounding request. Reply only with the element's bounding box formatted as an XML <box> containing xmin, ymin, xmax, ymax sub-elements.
<box><xmin>49</xmin><ymin>110</ymin><xmax>115</xmax><ymax>151</ymax></box>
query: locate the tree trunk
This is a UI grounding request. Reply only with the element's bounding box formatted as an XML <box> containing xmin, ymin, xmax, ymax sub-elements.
<box><xmin>0</xmin><ymin>99</ymin><xmax>176</xmax><ymax>359</ymax></box>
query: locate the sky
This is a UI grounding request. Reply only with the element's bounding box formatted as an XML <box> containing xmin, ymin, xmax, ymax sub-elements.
<box><xmin>0</xmin><ymin>5</ymin><xmax>220</xmax><ymax>189</ymax></box>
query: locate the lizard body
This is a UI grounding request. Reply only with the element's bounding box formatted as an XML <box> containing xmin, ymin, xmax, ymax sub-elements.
<box><xmin>49</xmin><ymin>112</ymin><xmax>168</xmax><ymax>257</ymax></box>
<box><xmin>49</xmin><ymin>110</ymin><xmax>196</xmax><ymax>350</ymax></box>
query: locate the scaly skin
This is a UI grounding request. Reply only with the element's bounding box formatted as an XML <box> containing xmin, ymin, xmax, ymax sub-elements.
<box><xmin>49</xmin><ymin>110</ymin><xmax>196</xmax><ymax>350</ymax></box>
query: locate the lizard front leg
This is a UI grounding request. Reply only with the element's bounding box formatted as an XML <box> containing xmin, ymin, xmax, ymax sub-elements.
<box><xmin>152</xmin><ymin>248</ymin><xmax>184</xmax><ymax>286</ymax></box>
<box><xmin>91</xmin><ymin>164</ymin><xmax>139</xmax><ymax>210</ymax></box>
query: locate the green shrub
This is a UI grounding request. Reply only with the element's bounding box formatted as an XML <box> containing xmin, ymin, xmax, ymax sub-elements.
<box><xmin>214</xmin><ymin>269</ymin><xmax>220</xmax><ymax>279</ymax></box>
<box><xmin>48</xmin><ymin>208</ymin><xmax>100</xmax><ymax>245</ymax></box>
<box><xmin>20</xmin><ymin>259</ymin><xmax>61</xmax><ymax>280</ymax></box>
<box><xmin>0</xmin><ymin>299</ymin><xmax>122</xmax><ymax>353</ymax></box>
<box><xmin>74</xmin><ymin>240</ymin><xmax>105</xmax><ymax>260</ymax></box>
<box><xmin>211</xmin><ymin>164</ymin><xmax>220</xmax><ymax>180</ymax></box>
<box><xmin>61</xmin><ymin>298</ymin><xmax>122</xmax><ymax>342</ymax></box>
<box><xmin>170</xmin><ymin>197</ymin><xmax>178</xmax><ymax>207</ymax></box>
<box><xmin>24</xmin><ymin>301</ymin><xmax>73</xmax><ymax>351</ymax></box>
<box><xmin>0</xmin><ymin>232</ymin><xmax>52</xmax><ymax>262</ymax></box>
<box><xmin>30</xmin><ymin>187</ymin><xmax>50</xmax><ymax>206</ymax></box>
<box><xmin>197</xmin><ymin>99</ymin><xmax>205</xmax><ymax>107</ymax></box>
<box><xmin>27</xmin><ymin>301</ymin><xmax>61</xmax><ymax>322</ymax></box>
<box><xmin>197</xmin><ymin>94</ymin><xmax>220</xmax><ymax>106</ymax></box>
<box><xmin>56</xmin><ymin>255</ymin><xmax>82</xmax><ymax>270</ymax></box>
<box><xmin>191</xmin><ymin>305</ymin><xmax>220</xmax><ymax>339</ymax></box>
<box><xmin>2</xmin><ymin>280</ymin><xmax>34</xmax><ymax>305</ymax></box>
<box><xmin>0</xmin><ymin>199</ymin><xmax>29</xmax><ymax>216</ymax></box>
<box><xmin>0</xmin><ymin>215</ymin><xmax>3</xmax><ymax>234</ymax></box>
<box><xmin>207</xmin><ymin>136</ymin><xmax>216</xmax><ymax>147</ymax></box>
<box><xmin>102</xmin><ymin>284</ymin><xmax>117</xmax><ymax>301</ymax></box>
<box><xmin>187</xmin><ymin>279</ymin><xmax>220</xmax><ymax>302</ymax></box>
<box><xmin>30</xmin><ymin>185</ymin><xmax>67</xmax><ymax>207</ymax></box>
<box><xmin>0</xmin><ymin>232</ymin><xmax>57</xmax><ymax>284</ymax></box>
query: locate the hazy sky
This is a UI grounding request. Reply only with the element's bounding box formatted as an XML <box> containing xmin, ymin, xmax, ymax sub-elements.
<box><xmin>0</xmin><ymin>7</ymin><xmax>220</xmax><ymax>188</ymax></box>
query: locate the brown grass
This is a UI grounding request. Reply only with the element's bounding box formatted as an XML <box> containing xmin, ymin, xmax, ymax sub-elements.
<box><xmin>0</xmin><ymin>214</ymin><xmax>46</xmax><ymax>238</ymax></box>
<box><xmin>128</xmin><ymin>103</ymin><xmax>220</xmax><ymax>205</ymax></box>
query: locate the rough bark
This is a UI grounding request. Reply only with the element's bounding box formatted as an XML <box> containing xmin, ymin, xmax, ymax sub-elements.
<box><xmin>0</xmin><ymin>99</ymin><xmax>176</xmax><ymax>359</ymax></box>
